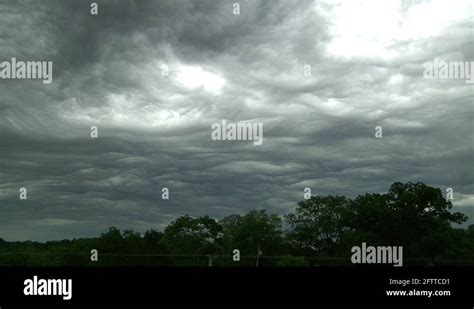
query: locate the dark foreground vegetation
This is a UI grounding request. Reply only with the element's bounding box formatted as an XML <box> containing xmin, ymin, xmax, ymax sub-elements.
<box><xmin>1</xmin><ymin>182</ymin><xmax>473</xmax><ymax>266</ymax></box>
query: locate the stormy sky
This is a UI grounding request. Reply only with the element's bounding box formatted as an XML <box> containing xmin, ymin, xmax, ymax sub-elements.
<box><xmin>0</xmin><ymin>0</ymin><xmax>473</xmax><ymax>241</ymax></box>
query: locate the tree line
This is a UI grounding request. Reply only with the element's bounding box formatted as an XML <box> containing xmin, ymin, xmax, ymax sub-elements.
<box><xmin>1</xmin><ymin>182</ymin><xmax>473</xmax><ymax>266</ymax></box>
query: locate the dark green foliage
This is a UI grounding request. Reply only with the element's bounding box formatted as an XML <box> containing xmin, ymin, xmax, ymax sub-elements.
<box><xmin>286</xmin><ymin>196</ymin><xmax>349</xmax><ymax>256</ymax></box>
<box><xmin>221</xmin><ymin>210</ymin><xmax>284</xmax><ymax>256</ymax></box>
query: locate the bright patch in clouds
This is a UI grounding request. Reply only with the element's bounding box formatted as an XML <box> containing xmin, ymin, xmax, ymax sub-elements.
<box><xmin>324</xmin><ymin>0</ymin><xmax>473</xmax><ymax>59</ymax></box>
<box><xmin>174</xmin><ymin>65</ymin><xmax>226</xmax><ymax>94</ymax></box>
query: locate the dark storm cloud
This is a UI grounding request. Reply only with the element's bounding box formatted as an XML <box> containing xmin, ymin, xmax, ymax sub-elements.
<box><xmin>0</xmin><ymin>0</ymin><xmax>473</xmax><ymax>240</ymax></box>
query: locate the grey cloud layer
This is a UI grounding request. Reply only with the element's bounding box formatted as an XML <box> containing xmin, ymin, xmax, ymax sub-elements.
<box><xmin>0</xmin><ymin>0</ymin><xmax>473</xmax><ymax>240</ymax></box>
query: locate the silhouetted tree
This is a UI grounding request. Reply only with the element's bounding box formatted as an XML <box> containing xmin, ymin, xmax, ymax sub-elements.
<box><xmin>221</xmin><ymin>210</ymin><xmax>285</xmax><ymax>264</ymax></box>
<box><xmin>286</xmin><ymin>196</ymin><xmax>349</xmax><ymax>256</ymax></box>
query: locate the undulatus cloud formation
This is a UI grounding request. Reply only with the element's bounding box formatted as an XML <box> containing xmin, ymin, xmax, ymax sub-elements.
<box><xmin>0</xmin><ymin>0</ymin><xmax>473</xmax><ymax>241</ymax></box>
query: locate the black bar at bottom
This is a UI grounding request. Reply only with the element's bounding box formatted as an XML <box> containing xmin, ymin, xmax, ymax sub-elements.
<box><xmin>0</xmin><ymin>267</ymin><xmax>472</xmax><ymax>307</ymax></box>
